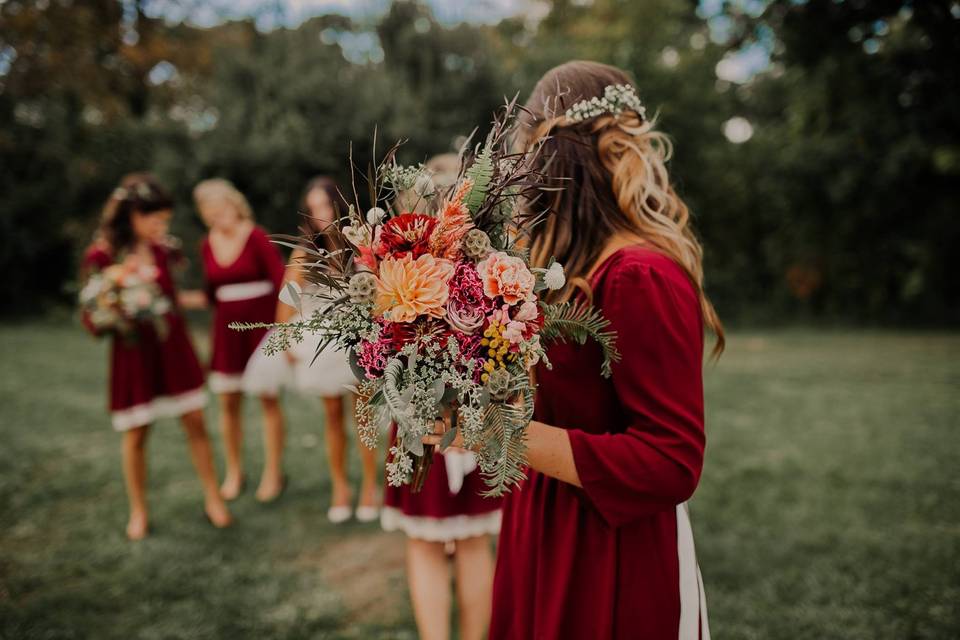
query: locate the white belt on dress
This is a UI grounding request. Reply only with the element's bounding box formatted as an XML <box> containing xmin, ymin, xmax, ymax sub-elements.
<box><xmin>215</xmin><ymin>280</ymin><xmax>274</xmax><ymax>302</ymax></box>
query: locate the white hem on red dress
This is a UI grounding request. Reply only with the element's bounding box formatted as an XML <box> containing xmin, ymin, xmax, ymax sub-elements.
<box><xmin>208</xmin><ymin>371</ymin><xmax>244</xmax><ymax>394</ymax></box>
<box><xmin>380</xmin><ymin>506</ymin><xmax>501</xmax><ymax>542</ymax></box>
<box><xmin>111</xmin><ymin>387</ymin><xmax>206</xmax><ymax>431</ymax></box>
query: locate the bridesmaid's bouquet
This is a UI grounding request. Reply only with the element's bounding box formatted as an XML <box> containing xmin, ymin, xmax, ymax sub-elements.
<box><xmin>236</xmin><ymin>105</ymin><xmax>618</xmax><ymax>495</ymax></box>
<box><xmin>80</xmin><ymin>259</ymin><xmax>171</xmax><ymax>340</ymax></box>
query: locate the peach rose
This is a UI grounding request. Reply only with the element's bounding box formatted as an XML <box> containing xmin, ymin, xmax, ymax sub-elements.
<box><xmin>374</xmin><ymin>254</ymin><xmax>455</xmax><ymax>323</ymax></box>
<box><xmin>476</xmin><ymin>252</ymin><xmax>536</xmax><ymax>306</ymax></box>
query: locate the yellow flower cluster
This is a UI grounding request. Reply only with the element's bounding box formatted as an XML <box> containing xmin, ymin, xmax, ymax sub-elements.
<box><xmin>480</xmin><ymin>321</ymin><xmax>518</xmax><ymax>383</ymax></box>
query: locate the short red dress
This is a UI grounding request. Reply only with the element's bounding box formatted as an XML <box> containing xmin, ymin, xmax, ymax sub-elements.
<box><xmin>82</xmin><ymin>243</ymin><xmax>207</xmax><ymax>432</ymax></box>
<box><xmin>382</xmin><ymin>440</ymin><xmax>503</xmax><ymax>542</ymax></box>
<box><xmin>489</xmin><ymin>247</ymin><xmax>711</xmax><ymax>640</ymax></box>
<box><xmin>201</xmin><ymin>226</ymin><xmax>285</xmax><ymax>394</ymax></box>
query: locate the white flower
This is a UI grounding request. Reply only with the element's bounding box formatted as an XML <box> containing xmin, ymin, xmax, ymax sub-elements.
<box><xmin>342</xmin><ymin>224</ymin><xmax>372</xmax><ymax>247</ymax></box>
<box><xmin>366</xmin><ymin>207</ymin><xmax>387</xmax><ymax>225</ymax></box>
<box><xmin>413</xmin><ymin>174</ymin><xmax>436</xmax><ymax>197</ymax></box>
<box><xmin>544</xmin><ymin>262</ymin><xmax>566</xmax><ymax>290</ymax></box>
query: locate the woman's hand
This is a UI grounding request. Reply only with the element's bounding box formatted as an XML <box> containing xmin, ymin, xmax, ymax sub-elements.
<box><xmin>422</xmin><ymin>410</ymin><xmax>470</xmax><ymax>452</ymax></box>
<box><xmin>426</xmin><ymin>417</ymin><xmax>583</xmax><ymax>487</ymax></box>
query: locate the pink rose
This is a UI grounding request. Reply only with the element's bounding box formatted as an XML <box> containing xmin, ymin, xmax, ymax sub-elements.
<box><xmin>446</xmin><ymin>299</ymin><xmax>485</xmax><ymax>334</ymax></box>
<box><xmin>515</xmin><ymin>300</ymin><xmax>539</xmax><ymax>322</ymax></box>
<box><xmin>477</xmin><ymin>252</ymin><xmax>536</xmax><ymax>306</ymax></box>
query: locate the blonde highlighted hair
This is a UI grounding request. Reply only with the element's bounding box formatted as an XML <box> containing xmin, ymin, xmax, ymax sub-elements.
<box><xmin>521</xmin><ymin>60</ymin><xmax>724</xmax><ymax>357</ymax></box>
<box><xmin>193</xmin><ymin>178</ymin><xmax>254</xmax><ymax>224</ymax></box>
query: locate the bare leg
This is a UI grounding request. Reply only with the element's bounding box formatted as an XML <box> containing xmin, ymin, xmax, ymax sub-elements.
<box><xmin>122</xmin><ymin>425</ymin><xmax>150</xmax><ymax>540</ymax></box>
<box><xmin>407</xmin><ymin>538</ymin><xmax>452</xmax><ymax>640</ymax></box>
<box><xmin>256</xmin><ymin>395</ymin><xmax>286</xmax><ymax>501</ymax></box>
<box><xmin>352</xmin><ymin>394</ymin><xmax>380</xmax><ymax>508</ymax></box>
<box><xmin>453</xmin><ymin>535</ymin><xmax>495</xmax><ymax>640</ymax></box>
<box><xmin>323</xmin><ymin>396</ymin><xmax>351</xmax><ymax>507</ymax></box>
<box><xmin>180</xmin><ymin>409</ymin><xmax>232</xmax><ymax>527</ymax></box>
<box><xmin>218</xmin><ymin>392</ymin><xmax>244</xmax><ymax>499</ymax></box>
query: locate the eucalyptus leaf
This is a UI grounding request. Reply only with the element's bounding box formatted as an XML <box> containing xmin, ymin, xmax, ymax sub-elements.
<box><xmin>432</xmin><ymin>379</ymin><xmax>446</xmax><ymax>403</ymax></box>
<box><xmin>439</xmin><ymin>426</ymin><xmax>458</xmax><ymax>450</ymax></box>
<box><xmin>405</xmin><ymin>434</ymin><xmax>425</xmax><ymax>457</ymax></box>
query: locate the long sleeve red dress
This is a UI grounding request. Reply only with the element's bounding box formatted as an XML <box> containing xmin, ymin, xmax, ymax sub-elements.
<box><xmin>489</xmin><ymin>246</ymin><xmax>711</xmax><ymax>640</ymax></box>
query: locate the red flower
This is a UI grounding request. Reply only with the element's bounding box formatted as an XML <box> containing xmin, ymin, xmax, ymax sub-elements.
<box><xmin>376</xmin><ymin>213</ymin><xmax>438</xmax><ymax>259</ymax></box>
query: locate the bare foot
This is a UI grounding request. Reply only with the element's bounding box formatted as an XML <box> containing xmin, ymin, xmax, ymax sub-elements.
<box><xmin>220</xmin><ymin>473</ymin><xmax>244</xmax><ymax>501</ymax></box>
<box><xmin>126</xmin><ymin>511</ymin><xmax>149</xmax><ymax>541</ymax></box>
<box><xmin>255</xmin><ymin>472</ymin><xmax>286</xmax><ymax>503</ymax></box>
<box><xmin>331</xmin><ymin>482</ymin><xmax>352</xmax><ymax>508</ymax></box>
<box><xmin>358</xmin><ymin>483</ymin><xmax>379</xmax><ymax>509</ymax></box>
<box><xmin>204</xmin><ymin>497</ymin><xmax>233</xmax><ymax>529</ymax></box>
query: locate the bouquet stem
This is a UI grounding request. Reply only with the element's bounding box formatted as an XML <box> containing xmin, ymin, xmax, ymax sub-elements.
<box><xmin>410</xmin><ymin>445</ymin><xmax>435</xmax><ymax>493</ymax></box>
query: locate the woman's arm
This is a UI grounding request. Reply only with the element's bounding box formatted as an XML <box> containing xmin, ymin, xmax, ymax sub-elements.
<box><xmin>275</xmin><ymin>249</ymin><xmax>306</xmax><ymax>323</ymax></box>
<box><xmin>521</xmin><ymin>421</ymin><xmax>582</xmax><ymax>486</ymax></box>
<box><xmin>177</xmin><ymin>290</ymin><xmax>209</xmax><ymax>310</ymax></box>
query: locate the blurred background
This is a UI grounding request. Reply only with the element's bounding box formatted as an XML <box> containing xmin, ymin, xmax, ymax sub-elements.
<box><xmin>1</xmin><ymin>1</ymin><xmax>958</xmax><ymax>639</ymax></box>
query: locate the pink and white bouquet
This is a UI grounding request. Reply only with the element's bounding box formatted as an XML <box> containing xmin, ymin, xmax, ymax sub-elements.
<box><xmin>80</xmin><ymin>259</ymin><xmax>171</xmax><ymax>340</ymax></box>
<box><xmin>237</xmin><ymin>107</ymin><xmax>618</xmax><ymax>495</ymax></box>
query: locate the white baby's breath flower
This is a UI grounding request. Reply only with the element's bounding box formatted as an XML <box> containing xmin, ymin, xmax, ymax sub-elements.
<box><xmin>366</xmin><ymin>207</ymin><xmax>387</xmax><ymax>225</ymax></box>
<box><xmin>544</xmin><ymin>262</ymin><xmax>566</xmax><ymax>290</ymax></box>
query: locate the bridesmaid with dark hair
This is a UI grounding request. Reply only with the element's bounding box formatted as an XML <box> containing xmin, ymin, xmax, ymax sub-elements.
<box><xmin>243</xmin><ymin>176</ymin><xmax>380</xmax><ymax>523</ymax></box>
<box><xmin>80</xmin><ymin>173</ymin><xmax>232</xmax><ymax>540</ymax></box>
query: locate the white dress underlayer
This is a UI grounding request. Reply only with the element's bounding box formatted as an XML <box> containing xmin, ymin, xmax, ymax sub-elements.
<box><xmin>242</xmin><ymin>282</ymin><xmax>356</xmax><ymax>398</ymax></box>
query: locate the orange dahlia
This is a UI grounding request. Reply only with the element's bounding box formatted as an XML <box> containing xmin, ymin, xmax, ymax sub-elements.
<box><xmin>374</xmin><ymin>254</ymin><xmax>455</xmax><ymax>323</ymax></box>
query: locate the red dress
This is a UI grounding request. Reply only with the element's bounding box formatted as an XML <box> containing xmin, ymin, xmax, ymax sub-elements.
<box><xmin>201</xmin><ymin>226</ymin><xmax>285</xmax><ymax>394</ymax></box>
<box><xmin>490</xmin><ymin>247</ymin><xmax>711</xmax><ymax>640</ymax></box>
<box><xmin>82</xmin><ymin>244</ymin><xmax>207</xmax><ymax>431</ymax></box>
<box><xmin>382</xmin><ymin>439</ymin><xmax>502</xmax><ymax>542</ymax></box>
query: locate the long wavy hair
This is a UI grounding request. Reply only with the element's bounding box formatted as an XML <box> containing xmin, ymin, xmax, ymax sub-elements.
<box><xmin>98</xmin><ymin>172</ymin><xmax>174</xmax><ymax>252</ymax></box>
<box><xmin>520</xmin><ymin>60</ymin><xmax>724</xmax><ymax>357</ymax></box>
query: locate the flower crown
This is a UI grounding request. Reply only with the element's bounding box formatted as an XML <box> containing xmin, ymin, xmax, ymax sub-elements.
<box><xmin>564</xmin><ymin>84</ymin><xmax>647</xmax><ymax>123</ymax></box>
<box><xmin>112</xmin><ymin>183</ymin><xmax>153</xmax><ymax>201</ymax></box>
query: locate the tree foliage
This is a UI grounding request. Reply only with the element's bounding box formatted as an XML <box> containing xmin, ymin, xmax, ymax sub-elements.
<box><xmin>1</xmin><ymin>0</ymin><xmax>957</xmax><ymax>323</ymax></box>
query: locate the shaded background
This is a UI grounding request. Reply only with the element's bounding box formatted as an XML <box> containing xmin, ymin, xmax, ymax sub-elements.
<box><xmin>3</xmin><ymin>0</ymin><xmax>959</xmax><ymax>323</ymax></box>
<box><xmin>1</xmin><ymin>1</ymin><xmax>959</xmax><ymax>639</ymax></box>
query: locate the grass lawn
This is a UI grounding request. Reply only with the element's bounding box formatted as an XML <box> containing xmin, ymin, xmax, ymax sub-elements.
<box><xmin>1</xmin><ymin>319</ymin><xmax>958</xmax><ymax>639</ymax></box>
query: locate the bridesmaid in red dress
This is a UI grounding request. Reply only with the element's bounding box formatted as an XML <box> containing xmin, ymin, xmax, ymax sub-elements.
<box><xmin>80</xmin><ymin>173</ymin><xmax>232</xmax><ymax>540</ymax></box>
<box><xmin>381</xmin><ymin>154</ymin><xmax>502</xmax><ymax>640</ymax></box>
<box><xmin>189</xmin><ymin>179</ymin><xmax>287</xmax><ymax>502</ymax></box>
<box><xmin>426</xmin><ymin>61</ymin><xmax>725</xmax><ymax>639</ymax></box>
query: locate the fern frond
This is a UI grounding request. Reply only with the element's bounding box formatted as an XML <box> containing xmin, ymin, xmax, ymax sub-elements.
<box><xmin>463</xmin><ymin>144</ymin><xmax>493</xmax><ymax>216</ymax></box>
<box><xmin>478</xmin><ymin>382</ymin><xmax>534</xmax><ymax>497</ymax></box>
<box><xmin>540</xmin><ymin>300</ymin><xmax>621</xmax><ymax>378</ymax></box>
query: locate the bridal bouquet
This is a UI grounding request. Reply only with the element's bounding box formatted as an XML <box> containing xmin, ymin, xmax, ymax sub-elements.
<box><xmin>237</xmin><ymin>105</ymin><xmax>619</xmax><ymax>496</ymax></box>
<box><xmin>80</xmin><ymin>259</ymin><xmax>171</xmax><ymax>339</ymax></box>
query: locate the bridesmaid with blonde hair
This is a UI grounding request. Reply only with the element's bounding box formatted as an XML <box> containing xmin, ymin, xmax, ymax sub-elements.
<box><xmin>182</xmin><ymin>179</ymin><xmax>288</xmax><ymax>503</ymax></box>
